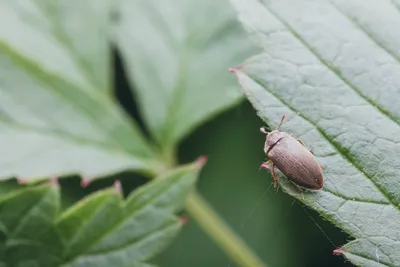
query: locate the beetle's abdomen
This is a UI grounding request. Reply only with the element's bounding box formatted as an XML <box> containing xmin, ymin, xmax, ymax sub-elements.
<box><xmin>267</xmin><ymin>136</ymin><xmax>323</xmax><ymax>190</ymax></box>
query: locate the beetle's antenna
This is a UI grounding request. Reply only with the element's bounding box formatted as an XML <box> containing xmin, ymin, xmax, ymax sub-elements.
<box><xmin>240</xmin><ymin>183</ymin><xmax>273</xmax><ymax>229</ymax></box>
<box><xmin>299</xmin><ymin>203</ymin><xmax>337</xmax><ymax>248</ymax></box>
<box><xmin>260</xmin><ymin>127</ymin><xmax>269</xmax><ymax>134</ymax></box>
<box><xmin>277</xmin><ymin>114</ymin><xmax>286</xmax><ymax>131</ymax></box>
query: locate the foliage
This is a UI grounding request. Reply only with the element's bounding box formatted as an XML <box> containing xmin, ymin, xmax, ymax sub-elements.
<box><xmin>1</xmin><ymin>0</ymin><xmax>396</xmax><ymax>266</ymax></box>
<box><xmin>0</xmin><ymin>166</ymin><xmax>198</xmax><ymax>267</ymax></box>
<box><xmin>0</xmin><ymin>0</ymin><xmax>262</xmax><ymax>266</ymax></box>
<box><xmin>230</xmin><ymin>0</ymin><xmax>400</xmax><ymax>266</ymax></box>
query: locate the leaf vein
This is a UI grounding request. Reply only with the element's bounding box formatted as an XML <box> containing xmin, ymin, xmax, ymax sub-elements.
<box><xmin>83</xmin><ymin>220</ymin><xmax>176</xmax><ymax>258</ymax></box>
<box><xmin>9</xmin><ymin>189</ymin><xmax>51</xmax><ymax>239</ymax></box>
<box><xmin>0</xmin><ymin>42</ymin><xmax>128</xmax><ymax>151</ymax></box>
<box><xmin>33</xmin><ymin>2</ymin><xmax>105</xmax><ymax>92</ymax></box>
<box><xmin>262</xmin><ymin>2</ymin><xmax>400</xmax><ymax>127</ymax></box>
<box><xmin>343</xmin><ymin>250</ymin><xmax>391</xmax><ymax>267</ymax></box>
<box><xmin>391</xmin><ymin>0</ymin><xmax>400</xmax><ymax>13</ymax></box>
<box><xmin>323</xmin><ymin>189</ymin><xmax>390</xmax><ymax>206</ymax></box>
<box><xmin>0</xmin><ymin>116</ymin><xmax>139</xmax><ymax>162</ymax></box>
<box><xmin>61</xmin><ymin>195</ymin><xmax>116</xmax><ymax>259</ymax></box>
<box><xmin>247</xmin><ymin>74</ymin><xmax>398</xmax><ymax>209</ymax></box>
<box><xmin>63</xmin><ymin>177</ymin><xmax>178</xmax><ymax>265</ymax></box>
<box><xmin>329</xmin><ymin>0</ymin><xmax>400</xmax><ymax>73</ymax></box>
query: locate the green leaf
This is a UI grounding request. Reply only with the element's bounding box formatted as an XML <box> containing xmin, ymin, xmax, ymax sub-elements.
<box><xmin>0</xmin><ymin>163</ymin><xmax>198</xmax><ymax>266</ymax></box>
<box><xmin>130</xmin><ymin>263</ymin><xmax>157</xmax><ymax>267</ymax></box>
<box><xmin>135</xmin><ymin>263</ymin><xmax>157</xmax><ymax>267</ymax></box>
<box><xmin>0</xmin><ymin>184</ymin><xmax>62</xmax><ymax>266</ymax></box>
<box><xmin>57</xmin><ymin>164</ymin><xmax>199</xmax><ymax>267</ymax></box>
<box><xmin>0</xmin><ymin>0</ymin><xmax>158</xmax><ymax>181</ymax></box>
<box><xmin>230</xmin><ymin>0</ymin><xmax>400</xmax><ymax>266</ymax></box>
<box><xmin>115</xmin><ymin>0</ymin><xmax>254</xmax><ymax>148</ymax></box>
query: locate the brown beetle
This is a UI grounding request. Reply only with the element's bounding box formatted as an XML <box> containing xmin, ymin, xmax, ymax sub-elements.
<box><xmin>260</xmin><ymin>115</ymin><xmax>324</xmax><ymax>192</ymax></box>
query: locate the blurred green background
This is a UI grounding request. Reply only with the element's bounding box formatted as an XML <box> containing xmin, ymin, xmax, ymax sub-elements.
<box><xmin>55</xmin><ymin>52</ymin><xmax>353</xmax><ymax>267</ymax></box>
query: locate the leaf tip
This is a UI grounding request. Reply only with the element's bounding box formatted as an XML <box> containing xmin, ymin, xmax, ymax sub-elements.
<box><xmin>228</xmin><ymin>65</ymin><xmax>244</xmax><ymax>73</ymax></box>
<box><xmin>179</xmin><ymin>214</ymin><xmax>189</xmax><ymax>226</ymax></box>
<box><xmin>195</xmin><ymin>156</ymin><xmax>208</xmax><ymax>170</ymax></box>
<box><xmin>50</xmin><ymin>175</ymin><xmax>59</xmax><ymax>187</ymax></box>
<box><xmin>114</xmin><ymin>180</ymin><xmax>122</xmax><ymax>194</ymax></box>
<box><xmin>333</xmin><ymin>248</ymin><xmax>343</xmax><ymax>255</ymax></box>
<box><xmin>17</xmin><ymin>178</ymin><xmax>27</xmax><ymax>185</ymax></box>
<box><xmin>80</xmin><ymin>177</ymin><xmax>91</xmax><ymax>188</ymax></box>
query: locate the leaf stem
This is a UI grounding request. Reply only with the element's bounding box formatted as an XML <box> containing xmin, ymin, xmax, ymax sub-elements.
<box><xmin>186</xmin><ymin>191</ymin><xmax>267</xmax><ymax>267</ymax></box>
<box><xmin>161</xmin><ymin>147</ymin><xmax>177</xmax><ymax>170</ymax></box>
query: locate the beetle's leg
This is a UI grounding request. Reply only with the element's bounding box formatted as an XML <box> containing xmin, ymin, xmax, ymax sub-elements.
<box><xmin>290</xmin><ymin>181</ymin><xmax>304</xmax><ymax>200</ymax></box>
<box><xmin>297</xmin><ymin>139</ymin><xmax>315</xmax><ymax>154</ymax></box>
<box><xmin>271</xmin><ymin>164</ymin><xmax>279</xmax><ymax>189</ymax></box>
<box><xmin>260</xmin><ymin>161</ymin><xmax>279</xmax><ymax>190</ymax></box>
<box><xmin>260</xmin><ymin>160</ymin><xmax>272</xmax><ymax>169</ymax></box>
<box><xmin>297</xmin><ymin>139</ymin><xmax>314</xmax><ymax>152</ymax></box>
<box><xmin>290</xmin><ymin>181</ymin><xmax>303</xmax><ymax>193</ymax></box>
<box><xmin>297</xmin><ymin>138</ymin><xmax>314</xmax><ymax>152</ymax></box>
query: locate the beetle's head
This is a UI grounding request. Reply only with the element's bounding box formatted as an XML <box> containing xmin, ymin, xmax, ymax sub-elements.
<box><xmin>260</xmin><ymin>115</ymin><xmax>287</xmax><ymax>147</ymax></box>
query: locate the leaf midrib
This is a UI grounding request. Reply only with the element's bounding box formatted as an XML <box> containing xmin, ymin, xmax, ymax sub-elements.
<box><xmin>61</xmin><ymin>192</ymin><xmax>118</xmax><ymax>260</ymax></box>
<box><xmin>343</xmin><ymin>249</ymin><xmax>390</xmax><ymax>267</ymax></box>
<box><xmin>322</xmin><ymin>188</ymin><xmax>389</xmax><ymax>205</ymax></box>
<box><xmin>0</xmin><ymin>41</ymin><xmax>155</xmax><ymax>165</ymax></box>
<box><xmin>0</xmin><ymin>115</ymin><xmax>140</xmax><ymax>162</ymax></box>
<box><xmin>329</xmin><ymin>0</ymin><xmax>400</xmax><ymax>66</ymax></box>
<box><xmin>62</xmin><ymin>174</ymin><xmax>181</xmax><ymax>265</ymax></box>
<box><xmin>250</xmin><ymin>1</ymin><xmax>400</xmax><ymax>209</ymax></box>
<box><xmin>0</xmin><ymin>41</ymin><xmax>120</xmax><ymax>140</ymax></box>
<box><xmin>246</xmin><ymin>73</ymin><xmax>397</xmax><ymax>210</ymax></box>
<box><xmin>83</xmin><ymin>219</ymin><xmax>176</xmax><ymax>257</ymax></box>
<box><xmin>261</xmin><ymin>1</ymin><xmax>400</xmax><ymax>127</ymax></box>
<box><xmin>33</xmin><ymin>1</ymin><xmax>106</xmax><ymax>93</ymax></box>
<box><xmin>9</xmin><ymin>188</ymin><xmax>53</xmax><ymax>239</ymax></box>
<box><xmin>394</xmin><ymin>0</ymin><xmax>400</xmax><ymax>12</ymax></box>
<box><xmin>161</xmin><ymin>10</ymin><xmax>191</xmax><ymax>147</ymax></box>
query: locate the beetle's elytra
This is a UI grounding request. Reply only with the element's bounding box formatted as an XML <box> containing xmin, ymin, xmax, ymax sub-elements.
<box><xmin>260</xmin><ymin>115</ymin><xmax>324</xmax><ymax>192</ymax></box>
